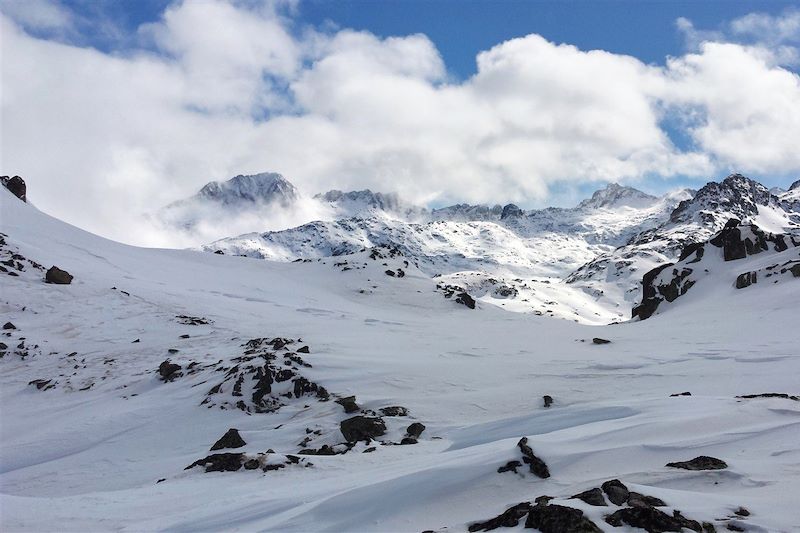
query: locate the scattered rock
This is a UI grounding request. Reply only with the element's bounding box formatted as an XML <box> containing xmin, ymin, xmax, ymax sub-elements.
<box><xmin>468</xmin><ymin>502</ymin><xmax>532</xmax><ymax>532</ymax></box>
<box><xmin>406</xmin><ymin>422</ymin><xmax>426</xmax><ymax>439</ymax></box>
<box><xmin>28</xmin><ymin>378</ymin><xmax>55</xmax><ymax>391</ymax></box>
<box><xmin>185</xmin><ymin>453</ymin><xmax>244</xmax><ymax>472</ymax></box>
<box><xmin>335</xmin><ymin>395</ymin><xmax>360</xmax><ymax>413</ymax></box>
<box><xmin>3</xmin><ymin>322</ymin><xmax>16</xmax><ymax>330</ymax></box>
<box><xmin>379</xmin><ymin>406</ymin><xmax>409</xmax><ymax>417</ymax></box>
<box><xmin>497</xmin><ymin>460</ymin><xmax>522</xmax><ymax>474</ymax></box>
<box><xmin>571</xmin><ymin>487</ymin><xmax>607</xmax><ymax>506</ymax></box>
<box><xmin>601</xmin><ymin>479</ymin><xmax>630</xmax><ymax>506</ymax></box>
<box><xmin>526</xmin><ymin>503</ymin><xmax>602</xmax><ymax>533</ymax></box>
<box><xmin>243</xmin><ymin>459</ymin><xmax>260</xmax><ymax>470</ymax></box>
<box><xmin>297</xmin><ymin>345</ymin><xmax>310</xmax><ymax>353</ymax></box>
<box><xmin>455</xmin><ymin>292</ymin><xmax>476</xmax><ymax>309</ymax></box>
<box><xmin>605</xmin><ymin>506</ymin><xmax>700</xmax><ymax>532</ymax></box>
<box><xmin>733</xmin><ymin>507</ymin><xmax>749</xmax><ymax>517</ymax></box>
<box><xmin>592</xmin><ymin>337</ymin><xmax>611</xmax><ymax>344</ymax></box>
<box><xmin>628</xmin><ymin>491</ymin><xmax>666</xmax><ymax>508</ymax></box>
<box><xmin>210</xmin><ymin>428</ymin><xmax>246</xmax><ymax>451</ymax></box>
<box><xmin>340</xmin><ymin>415</ymin><xmax>386</xmax><ymax>442</ymax></box>
<box><xmin>543</xmin><ymin>395</ymin><xmax>553</xmax><ymax>408</ymax></box>
<box><xmin>670</xmin><ymin>391</ymin><xmax>692</xmax><ymax>396</ymax></box>
<box><xmin>737</xmin><ymin>392</ymin><xmax>799</xmax><ymax>401</ymax></box>
<box><xmin>735</xmin><ymin>271</ymin><xmax>756</xmax><ymax>289</ymax></box>
<box><xmin>726</xmin><ymin>523</ymin><xmax>745</xmax><ymax>531</ymax></box>
<box><xmin>666</xmin><ymin>456</ymin><xmax>727</xmax><ymax>470</ymax></box>
<box><xmin>158</xmin><ymin>360</ymin><xmax>181</xmax><ymax>381</ymax></box>
<box><xmin>400</xmin><ymin>437</ymin><xmax>417</xmax><ymax>445</ymax></box>
<box><xmin>517</xmin><ymin>437</ymin><xmax>550</xmax><ymax>478</ymax></box>
<box><xmin>45</xmin><ymin>266</ymin><xmax>73</xmax><ymax>284</ymax></box>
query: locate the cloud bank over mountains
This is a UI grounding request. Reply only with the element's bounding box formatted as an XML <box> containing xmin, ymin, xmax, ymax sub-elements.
<box><xmin>2</xmin><ymin>0</ymin><xmax>800</xmax><ymax>245</ymax></box>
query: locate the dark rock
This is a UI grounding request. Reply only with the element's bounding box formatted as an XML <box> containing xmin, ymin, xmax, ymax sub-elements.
<box><xmin>601</xmin><ymin>479</ymin><xmax>630</xmax><ymax>506</ymax></box>
<box><xmin>335</xmin><ymin>395</ymin><xmax>360</xmax><ymax>413</ymax></box>
<box><xmin>702</xmin><ymin>522</ymin><xmax>718</xmax><ymax>532</ymax></box>
<box><xmin>679</xmin><ymin>242</ymin><xmax>705</xmax><ymax>262</ymax></box>
<box><xmin>299</xmin><ymin>445</ymin><xmax>336</xmax><ymax>455</ymax></box>
<box><xmin>709</xmin><ymin>219</ymin><xmax>747</xmax><ymax>261</ymax></box>
<box><xmin>666</xmin><ymin>456</ymin><xmax>727</xmax><ymax>470</ymax></box>
<box><xmin>380</xmin><ymin>406</ymin><xmax>409</xmax><ymax>417</ymax></box>
<box><xmin>385</xmin><ymin>269</ymin><xmax>396</xmax><ymax>277</ymax></box>
<box><xmin>185</xmin><ymin>453</ymin><xmax>243</xmax><ymax>472</ymax></box>
<box><xmin>468</xmin><ymin>502</ymin><xmax>532</xmax><ymax>532</ymax></box>
<box><xmin>497</xmin><ymin>460</ymin><xmax>522</xmax><ymax>474</ymax></box>
<box><xmin>406</xmin><ymin>422</ymin><xmax>426</xmax><ymax>439</ymax></box>
<box><xmin>736</xmin><ymin>392</ymin><xmax>799</xmax><ymax>401</ymax></box>
<box><xmin>363</xmin><ymin>447</ymin><xmax>376</xmax><ymax>453</ymax></box>
<box><xmin>158</xmin><ymin>360</ymin><xmax>181</xmax><ymax>381</ymax></box>
<box><xmin>3</xmin><ymin>322</ymin><xmax>16</xmax><ymax>330</ymax></box>
<box><xmin>517</xmin><ymin>437</ymin><xmax>550</xmax><ymax>478</ymax></box>
<box><xmin>628</xmin><ymin>492</ymin><xmax>666</xmax><ymax>508</ymax></box>
<box><xmin>733</xmin><ymin>507</ymin><xmax>749</xmax><ymax>517</ymax></box>
<box><xmin>605</xmin><ymin>506</ymin><xmax>697</xmax><ymax>532</ymax></box>
<box><xmin>632</xmin><ymin>263</ymin><xmax>674</xmax><ymax>320</ymax></box>
<box><xmin>735</xmin><ymin>271</ymin><xmax>756</xmax><ymax>289</ymax></box>
<box><xmin>790</xmin><ymin>264</ymin><xmax>800</xmax><ymax>277</ymax></box>
<box><xmin>670</xmin><ymin>391</ymin><xmax>692</xmax><ymax>396</ymax></box>
<box><xmin>210</xmin><ymin>428</ymin><xmax>246</xmax><ymax>451</ymax></box>
<box><xmin>179</xmin><ymin>334</ymin><xmax>190</xmax><ymax>339</ymax></box>
<box><xmin>400</xmin><ymin>437</ymin><xmax>417</xmax><ymax>445</ymax></box>
<box><xmin>726</xmin><ymin>524</ymin><xmax>744</xmax><ymax>532</ymax></box>
<box><xmin>340</xmin><ymin>416</ymin><xmax>386</xmax><ymax>442</ymax></box>
<box><xmin>543</xmin><ymin>395</ymin><xmax>553</xmax><ymax>408</ymax></box>
<box><xmin>500</xmin><ymin>203</ymin><xmax>523</xmax><ymax>220</ymax></box>
<box><xmin>45</xmin><ymin>266</ymin><xmax>73</xmax><ymax>284</ymax></box>
<box><xmin>535</xmin><ymin>496</ymin><xmax>554</xmax><ymax>505</ymax></box>
<box><xmin>570</xmin><ymin>487</ymin><xmax>607</xmax><ymax>506</ymax></box>
<box><xmin>243</xmin><ymin>458</ymin><xmax>260</xmax><ymax>470</ymax></box>
<box><xmin>1</xmin><ymin>176</ymin><xmax>27</xmax><ymax>202</ymax></box>
<box><xmin>297</xmin><ymin>345</ymin><xmax>310</xmax><ymax>353</ymax></box>
<box><xmin>455</xmin><ymin>292</ymin><xmax>476</xmax><ymax>309</ymax></box>
<box><xmin>592</xmin><ymin>337</ymin><xmax>611</xmax><ymax>344</ymax></box>
<box><xmin>525</xmin><ymin>503</ymin><xmax>602</xmax><ymax>533</ymax></box>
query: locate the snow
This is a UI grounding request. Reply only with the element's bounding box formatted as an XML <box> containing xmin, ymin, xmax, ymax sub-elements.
<box><xmin>2</xmin><ymin>185</ymin><xmax>800</xmax><ymax>531</ymax></box>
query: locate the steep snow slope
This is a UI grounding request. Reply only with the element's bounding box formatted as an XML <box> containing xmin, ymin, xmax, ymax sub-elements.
<box><xmin>2</xmin><ymin>187</ymin><xmax>800</xmax><ymax>532</ymax></box>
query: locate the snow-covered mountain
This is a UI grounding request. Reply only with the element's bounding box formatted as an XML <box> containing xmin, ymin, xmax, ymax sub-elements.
<box><xmin>3</xmin><ymin>178</ymin><xmax>800</xmax><ymax>532</ymax></box>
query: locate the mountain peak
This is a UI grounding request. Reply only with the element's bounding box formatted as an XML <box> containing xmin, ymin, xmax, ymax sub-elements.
<box><xmin>577</xmin><ymin>182</ymin><xmax>657</xmax><ymax>210</ymax></box>
<box><xmin>197</xmin><ymin>172</ymin><xmax>298</xmax><ymax>206</ymax></box>
<box><xmin>789</xmin><ymin>179</ymin><xmax>800</xmax><ymax>191</ymax></box>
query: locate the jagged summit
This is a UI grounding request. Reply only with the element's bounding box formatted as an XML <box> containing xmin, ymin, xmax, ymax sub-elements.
<box><xmin>317</xmin><ymin>189</ymin><xmax>403</xmax><ymax>212</ymax></box>
<box><xmin>196</xmin><ymin>172</ymin><xmax>298</xmax><ymax>206</ymax></box>
<box><xmin>789</xmin><ymin>179</ymin><xmax>800</xmax><ymax>191</ymax></box>
<box><xmin>577</xmin><ymin>183</ymin><xmax>657</xmax><ymax>210</ymax></box>
<box><xmin>669</xmin><ymin>173</ymin><xmax>777</xmax><ymax>225</ymax></box>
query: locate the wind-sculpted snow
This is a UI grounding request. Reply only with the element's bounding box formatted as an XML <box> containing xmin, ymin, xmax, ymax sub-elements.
<box><xmin>2</xmin><ymin>183</ymin><xmax>800</xmax><ymax>531</ymax></box>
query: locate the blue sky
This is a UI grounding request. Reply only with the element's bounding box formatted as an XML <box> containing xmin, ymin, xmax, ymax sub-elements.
<box><xmin>2</xmin><ymin>0</ymin><xmax>800</xmax><ymax>242</ymax></box>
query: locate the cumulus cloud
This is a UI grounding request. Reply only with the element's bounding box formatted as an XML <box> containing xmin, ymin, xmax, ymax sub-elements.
<box><xmin>1</xmin><ymin>0</ymin><xmax>799</xmax><ymax>247</ymax></box>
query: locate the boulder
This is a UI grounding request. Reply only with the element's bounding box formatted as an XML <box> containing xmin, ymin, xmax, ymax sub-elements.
<box><xmin>335</xmin><ymin>396</ymin><xmax>360</xmax><ymax>413</ymax></box>
<box><xmin>1</xmin><ymin>175</ymin><xmax>26</xmax><ymax>202</ymax></box>
<box><xmin>601</xmin><ymin>479</ymin><xmax>630</xmax><ymax>506</ymax></box>
<box><xmin>158</xmin><ymin>360</ymin><xmax>181</xmax><ymax>381</ymax></box>
<box><xmin>666</xmin><ymin>456</ymin><xmax>727</xmax><ymax>470</ymax></box>
<box><xmin>379</xmin><ymin>406</ymin><xmax>409</xmax><ymax>417</ymax></box>
<box><xmin>592</xmin><ymin>337</ymin><xmax>611</xmax><ymax>345</ymax></box>
<box><xmin>735</xmin><ymin>271</ymin><xmax>756</xmax><ymax>289</ymax></box>
<box><xmin>709</xmin><ymin>219</ymin><xmax>747</xmax><ymax>261</ymax></box>
<box><xmin>605</xmin><ymin>506</ymin><xmax>701</xmax><ymax>532</ymax></box>
<box><xmin>210</xmin><ymin>428</ymin><xmax>246</xmax><ymax>451</ymax></box>
<box><xmin>517</xmin><ymin>437</ymin><xmax>550</xmax><ymax>478</ymax></box>
<box><xmin>3</xmin><ymin>322</ymin><xmax>16</xmax><ymax>330</ymax></box>
<box><xmin>340</xmin><ymin>416</ymin><xmax>386</xmax><ymax>442</ymax></box>
<box><xmin>455</xmin><ymin>292</ymin><xmax>476</xmax><ymax>309</ymax></box>
<box><xmin>628</xmin><ymin>491</ymin><xmax>666</xmax><ymax>508</ymax></box>
<box><xmin>185</xmin><ymin>453</ymin><xmax>243</xmax><ymax>472</ymax></box>
<box><xmin>570</xmin><ymin>487</ymin><xmax>607</xmax><ymax>506</ymax></box>
<box><xmin>296</xmin><ymin>345</ymin><xmax>310</xmax><ymax>353</ymax></box>
<box><xmin>406</xmin><ymin>422</ymin><xmax>426</xmax><ymax>439</ymax></box>
<box><xmin>543</xmin><ymin>395</ymin><xmax>553</xmax><ymax>408</ymax></box>
<box><xmin>468</xmin><ymin>502</ymin><xmax>532</xmax><ymax>532</ymax></box>
<box><xmin>497</xmin><ymin>460</ymin><xmax>522</xmax><ymax>474</ymax></box>
<box><xmin>45</xmin><ymin>266</ymin><xmax>73</xmax><ymax>284</ymax></box>
<box><xmin>525</xmin><ymin>503</ymin><xmax>602</xmax><ymax>533</ymax></box>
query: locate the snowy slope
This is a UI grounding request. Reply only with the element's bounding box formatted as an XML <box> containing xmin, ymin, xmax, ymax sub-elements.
<box><xmin>2</xmin><ymin>185</ymin><xmax>800</xmax><ymax>532</ymax></box>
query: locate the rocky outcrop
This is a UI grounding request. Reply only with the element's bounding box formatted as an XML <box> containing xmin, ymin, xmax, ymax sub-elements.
<box><xmin>340</xmin><ymin>416</ymin><xmax>386</xmax><ymax>443</ymax></box>
<box><xmin>1</xmin><ymin>176</ymin><xmax>26</xmax><ymax>202</ymax></box>
<box><xmin>517</xmin><ymin>437</ymin><xmax>550</xmax><ymax>478</ymax></box>
<box><xmin>666</xmin><ymin>456</ymin><xmax>727</xmax><ymax>470</ymax></box>
<box><xmin>210</xmin><ymin>428</ymin><xmax>246</xmax><ymax>451</ymax></box>
<box><xmin>525</xmin><ymin>503</ymin><xmax>603</xmax><ymax>532</ymax></box>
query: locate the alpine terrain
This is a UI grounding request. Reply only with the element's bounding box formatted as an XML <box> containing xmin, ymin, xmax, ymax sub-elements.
<box><xmin>1</xmin><ymin>172</ymin><xmax>799</xmax><ymax>532</ymax></box>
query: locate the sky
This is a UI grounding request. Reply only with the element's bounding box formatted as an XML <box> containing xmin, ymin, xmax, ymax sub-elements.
<box><xmin>1</xmin><ymin>0</ymin><xmax>800</xmax><ymax>246</ymax></box>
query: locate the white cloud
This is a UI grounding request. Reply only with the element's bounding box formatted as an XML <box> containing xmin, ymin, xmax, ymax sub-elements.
<box><xmin>1</xmin><ymin>1</ymin><xmax>799</xmax><ymax>247</ymax></box>
<box><xmin>0</xmin><ymin>0</ymin><xmax>74</xmax><ymax>33</ymax></box>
